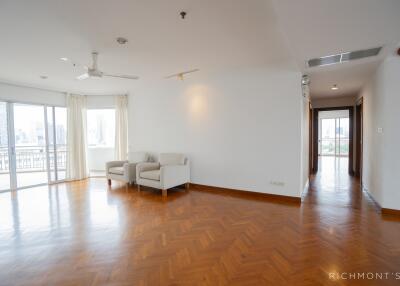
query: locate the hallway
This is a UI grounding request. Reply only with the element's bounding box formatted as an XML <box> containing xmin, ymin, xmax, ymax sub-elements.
<box><xmin>304</xmin><ymin>156</ymin><xmax>371</xmax><ymax>209</ymax></box>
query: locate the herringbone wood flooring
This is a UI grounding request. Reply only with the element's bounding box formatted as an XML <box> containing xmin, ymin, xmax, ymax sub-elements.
<box><xmin>0</xmin><ymin>162</ymin><xmax>399</xmax><ymax>285</ymax></box>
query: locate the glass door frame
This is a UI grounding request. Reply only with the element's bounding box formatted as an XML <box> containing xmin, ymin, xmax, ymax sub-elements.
<box><xmin>46</xmin><ymin>105</ymin><xmax>66</xmax><ymax>184</ymax></box>
<box><xmin>6</xmin><ymin>102</ymin><xmax>17</xmax><ymax>190</ymax></box>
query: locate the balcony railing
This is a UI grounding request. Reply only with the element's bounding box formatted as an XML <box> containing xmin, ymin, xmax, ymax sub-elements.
<box><xmin>0</xmin><ymin>145</ymin><xmax>67</xmax><ymax>173</ymax></box>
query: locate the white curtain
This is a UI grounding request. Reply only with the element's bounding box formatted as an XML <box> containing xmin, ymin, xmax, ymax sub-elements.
<box><xmin>66</xmin><ymin>94</ymin><xmax>89</xmax><ymax>180</ymax></box>
<box><xmin>115</xmin><ymin>95</ymin><xmax>128</xmax><ymax>160</ymax></box>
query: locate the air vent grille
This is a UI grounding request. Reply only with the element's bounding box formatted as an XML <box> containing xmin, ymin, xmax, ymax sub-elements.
<box><xmin>307</xmin><ymin>47</ymin><xmax>382</xmax><ymax>68</ymax></box>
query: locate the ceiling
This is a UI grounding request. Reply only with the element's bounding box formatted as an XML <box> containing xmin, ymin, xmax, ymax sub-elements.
<box><xmin>1</xmin><ymin>0</ymin><xmax>399</xmax><ymax>97</ymax></box>
<box><xmin>0</xmin><ymin>0</ymin><xmax>295</xmax><ymax>95</ymax></box>
<box><xmin>272</xmin><ymin>0</ymin><xmax>400</xmax><ymax>98</ymax></box>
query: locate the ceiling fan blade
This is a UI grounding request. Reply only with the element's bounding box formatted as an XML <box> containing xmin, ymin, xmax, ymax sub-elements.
<box><xmin>77</xmin><ymin>73</ymin><xmax>90</xmax><ymax>80</ymax></box>
<box><xmin>165</xmin><ymin>69</ymin><xmax>199</xmax><ymax>79</ymax></box>
<box><xmin>182</xmin><ymin>69</ymin><xmax>200</xmax><ymax>75</ymax></box>
<box><xmin>103</xmin><ymin>73</ymin><xmax>139</xmax><ymax>80</ymax></box>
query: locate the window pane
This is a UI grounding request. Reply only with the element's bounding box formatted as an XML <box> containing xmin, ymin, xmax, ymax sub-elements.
<box><xmin>321</xmin><ymin>119</ymin><xmax>335</xmax><ymax>139</ymax></box>
<box><xmin>339</xmin><ymin>118</ymin><xmax>349</xmax><ymax>138</ymax></box>
<box><xmin>55</xmin><ymin>107</ymin><xmax>67</xmax><ymax>180</ymax></box>
<box><xmin>14</xmin><ymin>104</ymin><xmax>48</xmax><ymax>188</ymax></box>
<box><xmin>0</xmin><ymin>102</ymin><xmax>10</xmax><ymax>191</ymax></box>
<box><xmin>87</xmin><ymin>109</ymin><xmax>115</xmax><ymax>148</ymax></box>
<box><xmin>340</xmin><ymin>139</ymin><xmax>349</xmax><ymax>156</ymax></box>
<box><xmin>321</xmin><ymin>139</ymin><xmax>335</xmax><ymax>156</ymax></box>
<box><xmin>46</xmin><ymin>107</ymin><xmax>56</xmax><ymax>182</ymax></box>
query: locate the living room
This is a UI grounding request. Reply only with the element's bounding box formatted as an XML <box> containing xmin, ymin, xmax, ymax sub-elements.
<box><xmin>1</xmin><ymin>0</ymin><xmax>400</xmax><ymax>285</ymax></box>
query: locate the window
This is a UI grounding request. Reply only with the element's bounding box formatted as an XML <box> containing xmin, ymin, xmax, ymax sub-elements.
<box><xmin>87</xmin><ymin>109</ymin><xmax>115</xmax><ymax>148</ymax></box>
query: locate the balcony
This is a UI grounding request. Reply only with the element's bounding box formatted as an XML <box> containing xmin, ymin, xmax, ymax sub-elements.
<box><xmin>0</xmin><ymin>145</ymin><xmax>66</xmax><ymax>190</ymax></box>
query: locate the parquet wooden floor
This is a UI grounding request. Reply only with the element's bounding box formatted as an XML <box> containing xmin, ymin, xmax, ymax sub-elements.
<box><xmin>0</xmin><ymin>157</ymin><xmax>399</xmax><ymax>285</ymax></box>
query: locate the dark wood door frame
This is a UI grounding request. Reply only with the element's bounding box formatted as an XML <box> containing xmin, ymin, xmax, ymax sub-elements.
<box><xmin>355</xmin><ymin>98</ymin><xmax>363</xmax><ymax>181</ymax></box>
<box><xmin>312</xmin><ymin>106</ymin><xmax>354</xmax><ymax>175</ymax></box>
<box><xmin>309</xmin><ymin>102</ymin><xmax>313</xmax><ymax>176</ymax></box>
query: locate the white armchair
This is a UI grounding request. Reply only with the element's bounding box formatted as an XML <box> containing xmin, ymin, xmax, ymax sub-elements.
<box><xmin>136</xmin><ymin>153</ymin><xmax>190</xmax><ymax>196</ymax></box>
<box><xmin>106</xmin><ymin>152</ymin><xmax>149</xmax><ymax>186</ymax></box>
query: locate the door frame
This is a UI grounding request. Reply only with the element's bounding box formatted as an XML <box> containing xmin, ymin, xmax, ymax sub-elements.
<box><xmin>312</xmin><ymin>106</ymin><xmax>354</xmax><ymax>175</ymax></box>
<box><xmin>355</xmin><ymin>98</ymin><xmax>363</xmax><ymax>181</ymax></box>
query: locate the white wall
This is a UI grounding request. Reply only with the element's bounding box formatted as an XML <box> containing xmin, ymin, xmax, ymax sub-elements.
<box><xmin>300</xmin><ymin>84</ymin><xmax>310</xmax><ymax>195</ymax></box>
<box><xmin>359</xmin><ymin>56</ymin><xmax>400</xmax><ymax>210</ymax></box>
<box><xmin>130</xmin><ymin>69</ymin><xmax>303</xmax><ymax>197</ymax></box>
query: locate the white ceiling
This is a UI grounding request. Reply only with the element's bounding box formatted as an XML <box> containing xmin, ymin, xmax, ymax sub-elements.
<box><xmin>272</xmin><ymin>0</ymin><xmax>400</xmax><ymax>98</ymax></box>
<box><xmin>1</xmin><ymin>0</ymin><xmax>400</xmax><ymax>97</ymax></box>
<box><xmin>0</xmin><ymin>0</ymin><xmax>295</xmax><ymax>95</ymax></box>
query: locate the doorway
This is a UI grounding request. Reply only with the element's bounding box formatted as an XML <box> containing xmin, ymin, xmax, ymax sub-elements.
<box><xmin>355</xmin><ymin>98</ymin><xmax>363</xmax><ymax>180</ymax></box>
<box><xmin>312</xmin><ymin>106</ymin><xmax>354</xmax><ymax>174</ymax></box>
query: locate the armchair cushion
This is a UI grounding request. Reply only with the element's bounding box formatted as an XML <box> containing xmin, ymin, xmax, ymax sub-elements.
<box><xmin>159</xmin><ymin>153</ymin><xmax>186</xmax><ymax>166</ymax></box>
<box><xmin>109</xmin><ymin>166</ymin><xmax>124</xmax><ymax>175</ymax></box>
<box><xmin>140</xmin><ymin>170</ymin><xmax>160</xmax><ymax>181</ymax></box>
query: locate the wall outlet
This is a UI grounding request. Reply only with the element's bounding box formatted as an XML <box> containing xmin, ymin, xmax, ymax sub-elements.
<box><xmin>377</xmin><ymin>127</ymin><xmax>383</xmax><ymax>134</ymax></box>
<box><xmin>270</xmin><ymin>181</ymin><xmax>285</xmax><ymax>187</ymax></box>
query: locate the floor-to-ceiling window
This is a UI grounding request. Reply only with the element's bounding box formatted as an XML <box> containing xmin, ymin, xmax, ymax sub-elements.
<box><xmin>13</xmin><ymin>103</ymin><xmax>48</xmax><ymax>188</ymax></box>
<box><xmin>319</xmin><ymin>110</ymin><xmax>349</xmax><ymax>157</ymax></box>
<box><xmin>0</xmin><ymin>101</ymin><xmax>67</xmax><ymax>191</ymax></box>
<box><xmin>87</xmin><ymin>109</ymin><xmax>115</xmax><ymax>177</ymax></box>
<box><xmin>317</xmin><ymin>109</ymin><xmax>350</xmax><ymax>178</ymax></box>
<box><xmin>0</xmin><ymin>102</ymin><xmax>10</xmax><ymax>191</ymax></box>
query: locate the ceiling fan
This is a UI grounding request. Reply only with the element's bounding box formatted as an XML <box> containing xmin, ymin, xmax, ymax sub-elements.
<box><xmin>61</xmin><ymin>52</ymin><xmax>139</xmax><ymax>81</ymax></box>
<box><xmin>165</xmin><ymin>69</ymin><xmax>199</xmax><ymax>80</ymax></box>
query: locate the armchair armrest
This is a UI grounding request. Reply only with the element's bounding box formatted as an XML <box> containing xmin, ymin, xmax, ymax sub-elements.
<box><xmin>106</xmin><ymin>160</ymin><xmax>128</xmax><ymax>172</ymax></box>
<box><xmin>123</xmin><ymin>162</ymin><xmax>140</xmax><ymax>182</ymax></box>
<box><xmin>160</xmin><ymin>165</ymin><xmax>190</xmax><ymax>189</ymax></box>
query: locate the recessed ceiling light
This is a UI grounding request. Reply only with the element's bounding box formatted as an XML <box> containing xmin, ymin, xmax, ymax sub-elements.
<box><xmin>40</xmin><ymin>75</ymin><xmax>48</xmax><ymax>79</ymax></box>
<box><xmin>331</xmin><ymin>84</ymin><xmax>338</xmax><ymax>90</ymax></box>
<box><xmin>60</xmin><ymin>57</ymin><xmax>68</xmax><ymax>61</ymax></box>
<box><xmin>116</xmin><ymin>37</ymin><xmax>128</xmax><ymax>44</ymax></box>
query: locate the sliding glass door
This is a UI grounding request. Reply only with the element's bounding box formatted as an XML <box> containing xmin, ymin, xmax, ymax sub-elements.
<box><xmin>46</xmin><ymin>106</ymin><xmax>67</xmax><ymax>182</ymax></box>
<box><xmin>13</xmin><ymin>103</ymin><xmax>48</xmax><ymax>188</ymax></box>
<box><xmin>0</xmin><ymin>102</ymin><xmax>67</xmax><ymax>191</ymax></box>
<box><xmin>320</xmin><ymin>117</ymin><xmax>349</xmax><ymax>157</ymax></box>
<box><xmin>0</xmin><ymin>102</ymin><xmax>11</xmax><ymax>191</ymax></box>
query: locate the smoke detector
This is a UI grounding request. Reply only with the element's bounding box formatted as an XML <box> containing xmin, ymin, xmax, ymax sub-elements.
<box><xmin>116</xmin><ymin>37</ymin><xmax>128</xmax><ymax>45</ymax></box>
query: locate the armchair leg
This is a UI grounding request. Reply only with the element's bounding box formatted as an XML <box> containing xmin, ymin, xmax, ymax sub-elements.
<box><xmin>162</xmin><ymin>189</ymin><xmax>167</xmax><ymax>197</ymax></box>
<box><xmin>185</xmin><ymin>183</ymin><xmax>190</xmax><ymax>190</ymax></box>
<box><xmin>138</xmin><ymin>185</ymin><xmax>140</xmax><ymax>192</ymax></box>
<box><xmin>107</xmin><ymin>179</ymin><xmax>111</xmax><ymax>186</ymax></box>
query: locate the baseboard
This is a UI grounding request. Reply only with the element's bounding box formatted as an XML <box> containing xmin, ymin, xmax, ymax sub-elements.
<box><xmin>362</xmin><ymin>185</ymin><xmax>400</xmax><ymax>216</ymax></box>
<box><xmin>381</xmin><ymin>208</ymin><xmax>400</xmax><ymax>216</ymax></box>
<box><xmin>301</xmin><ymin>179</ymin><xmax>310</xmax><ymax>197</ymax></box>
<box><xmin>190</xmin><ymin>183</ymin><xmax>301</xmax><ymax>204</ymax></box>
<box><xmin>361</xmin><ymin>186</ymin><xmax>381</xmax><ymax>211</ymax></box>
